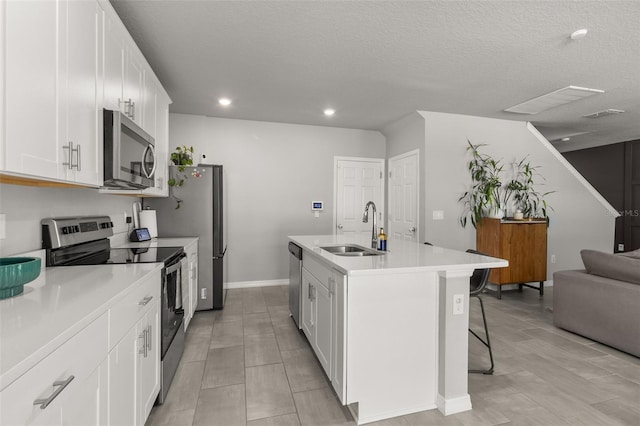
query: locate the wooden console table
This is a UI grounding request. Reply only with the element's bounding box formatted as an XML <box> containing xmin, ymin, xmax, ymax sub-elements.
<box><xmin>476</xmin><ymin>218</ymin><xmax>548</xmax><ymax>299</ymax></box>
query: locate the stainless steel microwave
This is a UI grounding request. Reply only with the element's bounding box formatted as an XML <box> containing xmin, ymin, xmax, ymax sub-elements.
<box><xmin>103</xmin><ymin>109</ymin><xmax>156</xmax><ymax>189</ymax></box>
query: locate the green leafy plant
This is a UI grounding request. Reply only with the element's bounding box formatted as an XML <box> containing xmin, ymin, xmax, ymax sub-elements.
<box><xmin>507</xmin><ymin>157</ymin><xmax>554</xmax><ymax>219</ymax></box>
<box><xmin>458</xmin><ymin>141</ymin><xmax>553</xmax><ymax>228</ymax></box>
<box><xmin>167</xmin><ymin>146</ymin><xmax>194</xmax><ymax>209</ymax></box>
<box><xmin>458</xmin><ymin>141</ymin><xmax>505</xmax><ymax>228</ymax></box>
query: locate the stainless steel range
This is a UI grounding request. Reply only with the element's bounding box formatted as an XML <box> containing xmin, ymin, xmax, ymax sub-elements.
<box><xmin>41</xmin><ymin>216</ymin><xmax>185</xmax><ymax>404</ymax></box>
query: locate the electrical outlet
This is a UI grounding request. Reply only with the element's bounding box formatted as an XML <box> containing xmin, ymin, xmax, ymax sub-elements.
<box><xmin>618</xmin><ymin>244</ymin><xmax>625</xmax><ymax>252</ymax></box>
<box><xmin>551</xmin><ymin>254</ymin><xmax>556</xmax><ymax>264</ymax></box>
<box><xmin>201</xmin><ymin>288</ymin><xmax>207</xmax><ymax>299</ymax></box>
<box><xmin>453</xmin><ymin>294</ymin><xmax>464</xmax><ymax>315</ymax></box>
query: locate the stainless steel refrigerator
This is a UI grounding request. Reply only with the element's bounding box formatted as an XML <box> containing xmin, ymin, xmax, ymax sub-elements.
<box><xmin>145</xmin><ymin>164</ymin><xmax>227</xmax><ymax>310</ymax></box>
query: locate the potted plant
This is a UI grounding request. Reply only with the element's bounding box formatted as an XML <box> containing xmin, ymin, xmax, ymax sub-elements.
<box><xmin>458</xmin><ymin>141</ymin><xmax>553</xmax><ymax>227</ymax></box>
<box><xmin>507</xmin><ymin>158</ymin><xmax>553</xmax><ymax>220</ymax></box>
<box><xmin>168</xmin><ymin>146</ymin><xmax>194</xmax><ymax>209</ymax></box>
<box><xmin>458</xmin><ymin>141</ymin><xmax>506</xmax><ymax>228</ymax></box>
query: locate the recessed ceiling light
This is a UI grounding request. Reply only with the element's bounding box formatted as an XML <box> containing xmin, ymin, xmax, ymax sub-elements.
<box><xmin>324</xmin><ymin>108</ymin><xmax>335</xmax><ymax>117</ymax></box>
<box><xmin>561</xmin><ymin>137</ymin><xmax>571</xmax><ymax>142</ymax></box>
<box><xmin>218</xmin><ymin>98</ymin><xmax>232</xmax><ymax>107</ymax></box>
<box><xmin>504</xmin><ymin>85</ymin><xmax>604</xmax><ymax>115</ymax></box>
<box><xmin>570</xmin><ymin>29</ymin><xmax>588</xmax><ymax>40</ymax></box>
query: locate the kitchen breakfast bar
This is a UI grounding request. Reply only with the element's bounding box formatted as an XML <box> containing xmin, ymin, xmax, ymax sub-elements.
<box><xmin>288</xmin><ymin>235</ymin><xmax>508</xmax><ymax>425</ymax></box>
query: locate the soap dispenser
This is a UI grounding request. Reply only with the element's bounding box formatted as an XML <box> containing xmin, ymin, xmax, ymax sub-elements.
<box><xmin>378</xmin><ymin>228</ymin><xmax>387</xmax><ymax>251</ymax></box>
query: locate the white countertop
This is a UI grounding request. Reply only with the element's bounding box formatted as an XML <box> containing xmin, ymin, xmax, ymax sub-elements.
<box><xmin>115</xmin><ymin>237</ymin><xmax>198</xmax><ymax>250</ymax></box>
<box><xmin>0</xmin><ymin>262</ymin><xmax>163</xmax><ymax>390</ymax></box>
<box><xmin>289</xmin><ymin>235</ymin><xmax>508</xmax><ymax>276</ymax></box>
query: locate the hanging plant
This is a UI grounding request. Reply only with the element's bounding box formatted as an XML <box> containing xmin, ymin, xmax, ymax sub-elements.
<box><xmin>167</xmin><ymin>146</ymin><xmax>194</xmax><ymax>209</ymax></box>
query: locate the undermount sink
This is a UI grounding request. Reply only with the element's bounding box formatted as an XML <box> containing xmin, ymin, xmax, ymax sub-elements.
<box><xmin>320</xmin><ymin>244</ymin><xmax>385</xmax><ymax>257</ymax></box>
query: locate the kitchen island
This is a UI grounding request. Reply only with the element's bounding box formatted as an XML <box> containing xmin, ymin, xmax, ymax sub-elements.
<box><xmin>288</xmin><ymin>235</ymin><xmax>508</xmax><ymax>425</ymax></box>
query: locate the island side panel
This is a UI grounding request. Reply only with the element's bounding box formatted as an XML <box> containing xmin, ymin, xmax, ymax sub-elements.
<box><xmin>346</xmin><ymin>271</ymin><xmax>439</xmax><ymax>424</ymax></box>
<box><xmin>436</xmin><ymin>269</ymin><xmax>473</xmax><ymax>415</ymax></box>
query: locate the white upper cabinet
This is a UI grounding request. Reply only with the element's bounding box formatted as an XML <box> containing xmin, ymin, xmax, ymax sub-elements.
<box><xmin>59</xmin><ymin>0</ymin><xmax>103</xmax><ymax>186</ymax></box>
<box><xmin>3</xmin><ymin>0</ymin><xmax>102</xmax><ymax>186</ymax></box>
<box><xmin>3</xmin><ymin>0</ymin><xmax>62</xmax><ymax>180</ymax></box>
<box><xmin>1</xmin><ymin>0</ymin><xmax>170</xmax><ymax>190</ymax></box>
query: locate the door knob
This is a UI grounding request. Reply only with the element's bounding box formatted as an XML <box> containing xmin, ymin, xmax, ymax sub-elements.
<box><xmin>409</xmin><ymin>227</ymin><xmax>416</xmax><ymax>232</ymax></box>
<box><xmin>337</xmin><ymin>224</ymin><xmax>343</xmax><ymax>229</ymax></box>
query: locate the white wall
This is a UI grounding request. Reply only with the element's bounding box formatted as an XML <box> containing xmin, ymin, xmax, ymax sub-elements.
<box><xmin>418</xmin><ymin>111</ymin><xmax>616</xmax><ymax>276</ymax></box>
<box><xmin>383</xmin><ymin>112</ymin><xmax>426</xmax><ymax>242</ymax></box>
<box><xmin>169</xmin><ymin>113</ymin><xmax>386</xmax><ymax>283</ymax></box>
<box><xmin>0</xmin><ymin>184</ymin><xmax>136</xmax><ymax>256</ymax></box>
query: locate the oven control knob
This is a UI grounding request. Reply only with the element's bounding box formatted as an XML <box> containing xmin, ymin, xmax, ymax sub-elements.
<box><xmin>74</xmin><ymin>225</ymin><xmax>80</xmax><ymax>233</ymax></box>
<box><xmin>62</xmin><ymin>226</ymin><xmax>69</xmax><ymax>234</ymax></box>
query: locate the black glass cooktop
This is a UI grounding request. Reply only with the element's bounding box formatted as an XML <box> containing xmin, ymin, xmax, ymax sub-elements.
<box><xmin>71</xmin><ymin>247</ymin><xmax>184</xmax><ymax>265</ymax></box>
<box><xmin>47</xmin><ymin>238</ymin><xmax>184</xmax><ymax>267</ymax></box>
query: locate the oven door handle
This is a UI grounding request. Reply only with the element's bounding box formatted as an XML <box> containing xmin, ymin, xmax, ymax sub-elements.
<box><xmin>165</xmin><ymin>254</ymin><xmax>187</xmax><ymax>275</ymax></box>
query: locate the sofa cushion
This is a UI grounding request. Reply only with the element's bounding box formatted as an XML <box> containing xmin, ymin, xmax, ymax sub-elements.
<box><xmin>581</xmin><ymin>249</ymin><xmax>640</xmax><ymax>285</ymax></box>
<box><xmin>619</xmin><ymin>248</ymin><xmax>640</xmax><ymax>259</ymax></box>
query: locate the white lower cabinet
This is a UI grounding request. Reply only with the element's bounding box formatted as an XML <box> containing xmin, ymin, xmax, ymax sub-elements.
<box><xmin>301</xmin><ymin>256</ymin><xmax>346</xmax><ymax>403</ymax></box>
<box><xmin>0</xmin><ymin>314</ymin><xmax>108</xmax><ymax>426</ymax></box>
<box><xmin>183</xmin><ymin>239</ymin><xmax>199</xmax><ymax>331</ymax></box>
<box><xmin>108</xmin><ymin>271</ymin><xmax>161</xmax><ymax>426</ymax></box>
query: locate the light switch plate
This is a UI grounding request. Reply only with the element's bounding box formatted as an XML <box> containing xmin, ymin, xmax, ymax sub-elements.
<box><xmin>432</xmin><ymin>210</ymin><xmax>444</xmax><ymax>220</ymax></box>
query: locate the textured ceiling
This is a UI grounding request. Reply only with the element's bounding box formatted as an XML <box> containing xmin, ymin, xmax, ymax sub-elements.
<box><xmin>111</xmin><ymin>0</ymin><xmax>640</xmax><ymax>152</ymax></box>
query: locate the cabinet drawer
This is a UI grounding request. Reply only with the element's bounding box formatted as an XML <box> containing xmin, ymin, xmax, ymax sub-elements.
<box><xmin>0</xmin><ymin>313</ymin><xmax>108</xmax><ymax>426</ymax></box>
<box><xmin>303</xmin><ymin>256</ymin><xmax>332</xmax><ymax>290</ymax></box>
<box><xmin>108</xmin><ymin>273</ymin><xmax>160</xmax><ymax>349</ymax></box>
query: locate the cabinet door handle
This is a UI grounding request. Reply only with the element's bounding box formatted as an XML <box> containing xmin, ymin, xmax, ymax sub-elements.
<box><xmin>33</xmin><ymin>375</ymin><xmax>75</xmax><ymax>409</ymax></box>
<box><xmin>75</xmin><ymin>144</ymin><xmax>81</xmax><ymax>171</ymax></box>
<box><xmin>62</xmin><ymin>142</ymin><xmax>73</xmax><ymax>169</ymax></box>
<box><xmin>139</xmin><ymin>329</ymin><xmax>148</xmax><ymax>357</ymax></box>
<box><xmin>147</xmin><ymin>324</ymin><xmax>152</xmax><ymax>351</ymax></box>
<box><xmin>139</xmin><ymin>295</ymin><xmax>153</xmax><ymax>306</ymax></box>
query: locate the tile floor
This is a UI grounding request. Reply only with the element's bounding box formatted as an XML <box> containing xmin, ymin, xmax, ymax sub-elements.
<box><xmin>146</xmin><ymin>285</ymin><xmax>640</xmax><ymax>426</ymax></box>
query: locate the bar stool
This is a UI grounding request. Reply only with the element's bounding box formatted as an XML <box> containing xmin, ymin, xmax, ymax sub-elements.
<box><xmin>466</xmin><ymin>249</ymin><xmax>494</xmax><ymax>375</ymax></box>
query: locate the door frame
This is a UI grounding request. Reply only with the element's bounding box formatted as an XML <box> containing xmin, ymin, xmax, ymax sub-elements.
<box><xmin>333</xmin><ymin>156</ymin><xmax>386</xmax><ymax>235</ymax></box>
<box><xmin>387</xmin><ymin>149</ymin><xmax>420</xmax><ymax>243</ymax></box>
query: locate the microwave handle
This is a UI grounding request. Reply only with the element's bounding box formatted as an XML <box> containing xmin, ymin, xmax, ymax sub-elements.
<box><xmin>142</xmin><ymin>143</ymin><xmax>157</xmax><ymax>179</ymax></box>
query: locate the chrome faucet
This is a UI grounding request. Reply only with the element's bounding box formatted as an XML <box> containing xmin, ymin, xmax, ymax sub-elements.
<box><xmin>362</xmin><ymin>201</ymin><xmax>378</xmax><ymax>249</ymax></box>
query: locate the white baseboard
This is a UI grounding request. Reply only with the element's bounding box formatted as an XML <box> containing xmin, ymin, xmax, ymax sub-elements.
<box><xmin>225</xmin><ymin>279</ymin><xmax>289</xmax><ymax>289</ymax></box>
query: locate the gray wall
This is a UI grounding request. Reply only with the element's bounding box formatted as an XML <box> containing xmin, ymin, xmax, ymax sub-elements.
<box><xmin>418</xmin><ymin>111</ymin><xmax>616</xmax><ymax>276</ymax></box>
<box><xmin>0</xmin><ymin>184</ymin><xmax>135</xmax><ymax>256</ymax></box>
<box><xmin>169</xmin><ymin>113</ymin><xmax>386</xmax><ymax>283</ymax></box>
<box><xmin>382</xmin><ymin>112</ymin><xmax>426</xmax><ymax>242</ymax></box>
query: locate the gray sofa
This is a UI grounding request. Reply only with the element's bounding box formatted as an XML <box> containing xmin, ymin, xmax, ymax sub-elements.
<box><xmin>553</xmin><ymin>249</ymin><xmax>640</xmax><ymax>357</ymax></box>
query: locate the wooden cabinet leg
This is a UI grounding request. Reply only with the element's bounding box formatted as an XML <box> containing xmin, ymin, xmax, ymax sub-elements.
<box><xmin>497</xmin><ymin>285</ymin><xmax>502</xmax><ymax>300</ymax></box>
<box><xmin>539</xmin><ymin>281</ymin><xmax>544</xmax><ymax>296</ymax></box>
<box><xmin>518</xmin><ymin>284</ymin><xmax>523</xmax><ymax>291</ymax></box>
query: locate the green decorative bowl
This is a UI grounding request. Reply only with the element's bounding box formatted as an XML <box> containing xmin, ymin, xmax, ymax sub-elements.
<box><xmin>0</xmin><ymin>257</ymin><xmax>41</xmax><ymax>299</ymax></box>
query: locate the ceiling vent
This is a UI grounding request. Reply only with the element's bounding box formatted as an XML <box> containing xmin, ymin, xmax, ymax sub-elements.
<box><xmin>582</xmin><ymin>109</ymin><xmax>625</xmax><ymax>119</ymax></box>
<box><xmin>504</xmin><ymin>85</ymin><xmax>604</xmax><ymax>115</ymax></box>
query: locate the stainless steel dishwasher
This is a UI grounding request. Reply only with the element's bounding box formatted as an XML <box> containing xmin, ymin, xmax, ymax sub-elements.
<box><xmin>288</xmin><ymin>242</ymin><xmax>303</xmax><ymax>328</ymax></box>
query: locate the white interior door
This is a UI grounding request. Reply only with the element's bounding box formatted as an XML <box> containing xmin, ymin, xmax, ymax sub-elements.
<box><xmin>335</xmin><ymin>157</ymin><xmax>384</xmax><ymax>239</ymax></box>
<box><xmin>388</xmin><ymin>150</ymin><xmax>419</xmax><ymax>243</ymax></box>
